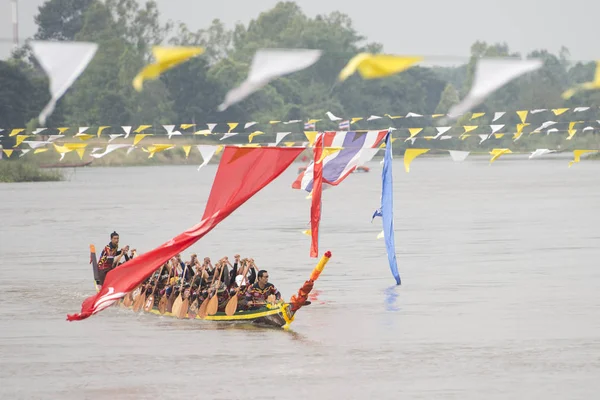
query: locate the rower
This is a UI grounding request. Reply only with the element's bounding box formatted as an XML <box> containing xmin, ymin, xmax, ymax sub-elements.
<box><xmin>97</xmin><ymin>231</ymin><xmax>130</xmax><ymax>285</ymax></box>
<box><xmin>245</xmin><ymin>270</ymin><xmax>281</xmax><ymax>308</ymax></box>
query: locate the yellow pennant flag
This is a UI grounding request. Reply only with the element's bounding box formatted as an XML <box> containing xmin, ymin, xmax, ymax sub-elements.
<box><xmin>145</xmin><ymin>144</ymin><xmax>174</xmax><ymax>158</ymax></box>
<box><xmin>494</xmin><ymin>133</ymin><xmax>505</xmax><ymax>139</ymax></box>
<box><xmin>489</xmin><ymin>148</ymin><xmax>512</xmax><ymax>164</ymax></box>
<box><xmin>134</xmin><ymin>125</ymin><xmax>152</xmax><ymax>134</ymax></box>
<box><xmin>64</xmin><ymin>143</ymin><xmax>87</xmax><ymax>150</ymax></box>
<box><xmin>318</xmin><ymin>147</ymin><xmax>342</xmax><ymax>163</ymax></box>
<box><xmin>552</xmin><ymin>108</ymin><xmax>569</xmax><ymax>116</ymax></box>
<box><xmin>134</xmin><ymin>133</ymin><xmax>152</xmax><ymax>146</ymax></box>
<box><xmin>283</xmin><ymin>142</ymin><xmax>295</xmax><ymax>147</ymax></box>
<box><xmin>76</xmin><ymin>148</ymin><xmax>86</xmax><ymax>160</ymax></box>
<box><xmin>307</xmin><ymin>119</ymin><xmax>321</xmax><ymax>124</ymax></box>
<box><xmin>269</xmin><ymin>120</ymin><xmax>281</xmax><ymax>124</ymax></box>
<box><xmin>227</xmin><ymin>123</ymin><xmax>238</xmax><ymax>133</ymax></box>
<box><xmin>562</xmin><ymin>61</ymin><xmax>600</xmax><ymax>99</ymax></box>
<box><xmin>215</xmin><ymin>145</ymin><xmax>224</xmax><ymax>156</ymax></box>
<box><xmin>76</xmin><ymin>133</ymin><xmax>95</xmax><ymax>141</ymax></box>
<box><xmin>14</xmin><ymin>135</ymin><xmax>30</xmax><ymax>147</ymax></box>
<box><xmin>385</xmin><ymin>114</ymin><xmax>402</xmax><ymax>119</ymax></box>
<box><xmin>513</xmin><ymin>123</ymin><xmax>530</xmax><ymax>141</ymax></box>
<box><xmin>302</xmin><ymin>229</ymin><xmax>311</xmax><ymax>237</ymax></box>
<box><xmin>53</xmin><ymin>143</ymin><xmax>71</xmax><ymax>155</ymax></box>
<box><xmin>133</xmin><ymin>46</ymin><xmax>204</xmax><ymax>91</ymax></box>
<box><xmin>460</xmin><ymin>134</ymin><xmax>471</xmax><ymax>140</ymax></box>
<box><xmin>180</xmin><ymin>124</ymin><xmax>195</xmax><ymax>130</ymax></box>
<box><xmin>34</xmin><ymin>148</ymin><xmax>49</xmax><ymax>154</ymax></box>
<box><xmin>248</xmin><ymin>131</ymin><xmax>265</xmax><ymax>143</ymax></box>
<box><xmin>182</xmin><ymin>145</ymin><xmax>192</xmax><ymax>158</ymax></box>
<box><xmin>470</xmin><ymin>112</ymin><xmax>485</xmax><ymax>120</ymax></box>
<box><xmin>351</xmin><ymin>117</ymin><xmax>363</xmax><ymax>124</ymax></box>
<box><xmin>242</xmin><ymin>143</ymin><xmax>261</xmax><ymax>147</ymax></box>
<box><xmin>516</xmin><ymin>110</ymin><xmax>528</xmax><ymax>123</ymax></box>
<box><xmin>566</xmin><ymin>129</ymin><xmax>577</xmax><ymax>140</ymax></box>
<box><xmin>97</xmin><ymin>126</ymin><xmax>110</xmax><ymax>137</ymax></box>
<box><xmin>304</xmin><ymin>131</ymin><xmax>318</xmax><ymax>147</ymax></box>
<box><xmin>339</xmin><ymin>53</ymin><xmax>423</xmax><ymax>81</ymax></box>
<box><xmin>568</xmin><ymin>121</ymin><xmax>581</xmax><ymax>131</ymax></box>
<box><xmin>57</xmin><ymin>127</ymin><xmax>70</xmax><ymax>134</ymax></box>
<box><xmin>423</xmin><ymin>136</ymin><xmax>435</xmax><ymax>140</ymax></box>
<box><xmin>9</xmin><ymin>128</ymin><xmax>24</xmax><ymax>137</ymax></box>
<box><xmin>2</xmin><ymin>149</ymin><xmax>13</xmax><ymax>157</ymax></box>
<box><xmin>376</xmin><ymin>231</ymin><xmax>384</xmax><ymax>239</ymax></box>
<box><xmin>431</xmin><ymin>114</ymin><xmax>445</xmax><ymax>119</ymax></box>
<box><xmin>569</xmin><ymin>150</ymin><xmax>598</xmax><ymax>167</ymax></box>
<box><xmin>194</xmin><ymin>129</ymin><xmax>211</xmax><ymax>136</ymax></box>
<box><xmin>405</xmin><ymin>128</ymin><xmax>423</xmax><ymax>142</ymax></box>
<box><xmin>463</xmin><ymin>126</ymin><xmax>478</xmax><ymax>133</ymax></box>
<box><xmin>404</xmin><ymin>148</ymin><xmax>429</xmax><ymax>172</ymax></box>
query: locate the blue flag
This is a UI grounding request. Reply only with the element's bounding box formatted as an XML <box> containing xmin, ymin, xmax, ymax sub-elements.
<box><xmin>381</xmin><ymin>130</ymin><xmax>400</xmax><ymax>285</ymax></box>
<box><xmin>371</xmin><ymin>208</ymin><xmax>382</xmax><ymax>222</ymax></box>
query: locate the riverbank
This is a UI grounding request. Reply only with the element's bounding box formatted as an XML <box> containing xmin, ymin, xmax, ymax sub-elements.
<box><xmin>0</xmin><ymin>159</ymin><xmax>64</xmax><ymax>183</ymax></box>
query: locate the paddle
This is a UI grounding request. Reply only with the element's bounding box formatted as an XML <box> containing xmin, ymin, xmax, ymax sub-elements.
<box><xmin>171</xmin><ymin>263</ymin><xmax>189</xmax><ymax>318</ymax></box>
<box><xmin>187</xmin><ymin>264</ymin><xmax>206</xmax><ymax>319</ymax></box>
<box><xmin>198</xmin><ymin>261</ymin><xmax>223</xmax><ymax>319</ymax></box>
<box><xmin>225</xmin><ymin>260</ymin><xmax>250</xmax><ymax>316</ymax></box>
<box><xmin>179</xmin><ymin>267</ymin><xmax>201</xmax><ymax>319</ymax></box>
<box><xmin>158</xmin><ymin>264</ymin><xmax>173</xmax><ymax>314</ymax></box>
<box><xmin>207</xmin><ymin>260</ymin><xmax>228</xmax><ymax>316</ymax></box>
<box><xmin>143</xmin><ymin>266</ymin><xmax>165</xmax><ymax>313</ymax></box>
<box><xmin>132</xmin><ymin>283</ymin><xmax>147</xmax><ymax>312</ymax></box>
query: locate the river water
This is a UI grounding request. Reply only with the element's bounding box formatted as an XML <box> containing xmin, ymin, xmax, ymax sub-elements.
<box><xmin>1</xmin><ymin>157</ymin><xmax>599</xmax><ymax>399</ymax></box>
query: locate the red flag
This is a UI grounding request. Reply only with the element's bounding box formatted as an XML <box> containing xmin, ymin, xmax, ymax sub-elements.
<box><xmin>67</xmin><ymin>146</ymin><xmax>303</xmax><ymax>321</ymax></box>
<box><xmin>310</xmin><ymin>134</ymin><xmax>323</xmax><ymax>258</ymax></box>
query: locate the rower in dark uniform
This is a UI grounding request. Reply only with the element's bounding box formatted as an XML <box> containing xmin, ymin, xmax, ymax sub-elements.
<box><xmin>97</xmin><ymin>231</ymin><xmax>130</xmax><ymax>286</ymax></box>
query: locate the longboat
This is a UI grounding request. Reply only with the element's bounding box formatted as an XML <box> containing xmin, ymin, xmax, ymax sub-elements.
<box><xmin>89</xmin><ymin>245</ymin><xmax>331</xmax><ymax>329</ymax></box>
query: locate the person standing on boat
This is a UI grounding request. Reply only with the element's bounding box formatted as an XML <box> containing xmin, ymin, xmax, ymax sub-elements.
<box><xmin>246</xmin><ymin>270</ymin><xmax>281</xmax><ymax>308</ymax></box>
<box><xmin>97</xmin><ymin>231</ymin><xmax>130</xmax><ymax>285</ymax></box>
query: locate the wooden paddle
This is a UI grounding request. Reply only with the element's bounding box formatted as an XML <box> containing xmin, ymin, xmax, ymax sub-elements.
<box><xmin>143</xmin><ymin>266</ymin><xmax>164</xmax><ymax>313</ymax></box>
<box><xmin>187</xmin><ymin>265</ymin><xmax>205</xmax><ymax>319</ymax></box>
<box><xmin>132</xmin><ymin>283</ymin><xmax>147</xmax><ymax>312</ymax></box>
<box><xmin>225</xmin><ymin>260</ymin><xmax>249</xmax><ymax>316</ymax></box>
<box><xmin>171</xmin><ymin>263</ymin><xmax>189</xmax><ymax>318</ymax></box>
<box><xmin>158</xmin><ymin>265</ymin><xmax>173</xmax><ymax>314</ymax></box>
<box><xmin>123</xmin><ymin>289</ymin><xmax>134</xmax><ymax>307</ymax></box>
<box><xmin>198</xmin><ymin>261</ymin><xmax>223</xmax><ymax>319</ymax></box>
<box><xmin>178</xmin><ymin>267</ymin><xmax>201</xmax><ymax>319</ymax></box>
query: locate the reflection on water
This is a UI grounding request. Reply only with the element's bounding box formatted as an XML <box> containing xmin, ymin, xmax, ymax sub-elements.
<box><xmin>2</xmin><ymin>159</ymin><xmax>600</xmax><ymax>399</ymax></box>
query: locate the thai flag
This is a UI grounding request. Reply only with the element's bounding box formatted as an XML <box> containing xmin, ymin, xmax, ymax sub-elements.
<box><xmin>338</xmin><ymin>120</ymin><xmax>350</xmax><ymax>130</ymax></box>
<box><xmin>292</xmin><ymin>130</ymin><xmax>388</xmax><ymax>192</ymax></box>
<box><xmin>304</xmin><ymin>122</ymin><xmax>315</xmax><ymax>130</ymax></box>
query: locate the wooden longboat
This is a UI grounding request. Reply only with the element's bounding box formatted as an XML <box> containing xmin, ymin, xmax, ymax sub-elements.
<box><xmin>90</xmin><ymin>245</ymin><xmax>330</xmax><ymax>329</ymax></box>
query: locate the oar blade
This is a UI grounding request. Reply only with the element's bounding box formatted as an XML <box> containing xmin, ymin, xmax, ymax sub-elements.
<box><xmin>178</xmin><ymin>299</ymin><xmax>189</xmax><ymax>319</ymax></box>
<box><xmin>132</xmin><ymin>293</ymin><xmax>146</xmax><ymax>312</ymax></box>
<box><xmin>198</xmin><ymin>298</ymin><xmax>209</xmax><ymax>319</ymax></box>
<box><xmin>207</xmin><ymin>295</ymin><xmax>219</xmax><ymax>315</ymax></box>
<box><xmin>171</xmin><ymin>295</ymin><xmax>183</xmax><ymax>317</ymax></box>
<box><xmin>224</xmin><ymin>295</ymin><xmax>238</xmax><ymax>316</ymax></box>
<box><xmin>143</xmin><ymin>294</ymin><xmax>155</xmax><ymax>312</ymax></box>
<box><xmin>158</xmin><ymin>295</ymin><xmax>167</xmax><ymax>314</ymax></box>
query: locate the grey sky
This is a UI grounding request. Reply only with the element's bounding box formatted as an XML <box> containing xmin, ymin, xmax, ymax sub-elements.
<box><xmin>1</xmin><ymin>0</ymin><xmax>598</xmax><ymax>62</ymax></box>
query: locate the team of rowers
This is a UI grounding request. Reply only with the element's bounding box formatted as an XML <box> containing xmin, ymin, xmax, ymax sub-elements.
<box><xmin>97</xmin><ymin>231</ymin><xmax>282</xmax><ymax>315</ymax></box>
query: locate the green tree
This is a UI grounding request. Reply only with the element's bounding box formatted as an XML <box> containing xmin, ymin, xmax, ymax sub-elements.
<box><xmin>34</xmin><ymin>0</ymin><xmax>97</xmax><ymax>40</ymax></box>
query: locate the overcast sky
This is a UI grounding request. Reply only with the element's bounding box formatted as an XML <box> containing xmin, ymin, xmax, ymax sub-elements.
<box><xmin>1</xmin><ymin>0</ymin><xmax>598</xmax><ymax>62</ymax></box>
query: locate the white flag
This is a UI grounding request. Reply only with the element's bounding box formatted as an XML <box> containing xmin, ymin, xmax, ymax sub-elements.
<box><xmin>31</xmin><ymin>41</ymin><xmax>98</xmax><ymax>125</ymax></box>
<box><xmin>197</xmin><ymin>145</ymin><xmax>218</xmax><ymax>170</ymax></box>
<box><xmin>218</xmin><ymin>49</ymin><xmax>322</xmax><ymax>111</ymax></box>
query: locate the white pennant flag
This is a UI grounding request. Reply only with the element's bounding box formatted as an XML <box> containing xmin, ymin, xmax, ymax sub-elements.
<box><xmin>530</xmin><ymin>109</ymin><xmax>547</xmax><ymax>114</ymax></box>
<box><xmin>529</xmin><ymin>149</ymin><xmax>555</xmax><ymax>159</ymax></box>
<box><xmin>367</xmin><ymin>115</ymin><xmax>382</xmax><ymax>121</ymax></box>
<box><xmin>440</xmin><ymin>136</ymin><xmax>452</xmax><ymax>140</ymax></box>
<box><xmin>283</xmin><ymin>120</ymin><xmax>301</xmax><ymax>124</ymax></box>
<box><xmin>546</xmin><ymin>128</ymin><xmax>559</xmax><ymax>134</ymax></box>
<box><xmin>30</xmin><ymin>41</ymin><xmax>98</xmax><ymax>125</ymax></box>
<box><xmin>583</xmin><ymin>126</ymin><xmax>594</xmax><ymax>132</ymax></box>
<box><xmin>245</xmin><ymin>122</ymin><xmax>257</xmax><ymax>129</ymax></box>
<box><xmin>108</xmin><ymin>134</ymin><xmax>124</xmax><ymax>143</ymax></box>
<box><xmin>122</xmin><ymin>126</ymin><xmax>132</xmax><ymax>139</ymax></box>
<box><xmin>220</xmin><ymin>132</ymin><xmax>238</xmax><ymax>141</ymax></box>
<box><xmin>91</xmin><ymin>147</ymin><xmax>102</xmax><ymax>154</ymax></box>
<box><xmin>91</xmin><ymin>144</ymin><xmax>131</xmax><ymax>158</ymax></box>
<box><xmin>218</xmin><ymin>49</ymin><xmax>322</xmax><ymax>111</ymax></box>
<box><xmin>449</xmin><ymin>150</ymin><xmax>470</xmax><ymax>162</ymax></box>
<box><xmin>207</xmin><ymin>123</ymin><xmax>217</xmax><ymax>132</ymax></box>
<box><xmin>32</xmin><ymin>128</ymin><xmax>47</xmax><ymax>135</ymax></box>
<box><xmin>23</xmin><ymin>141</ymin><xmax>50</xmax><ymax>149</ymax></box>
<box><xmin>573</xmin><ymin>107</ymin><xmax>590</xmax><ymax>112</ymax></box>
<box><xmin>275</xmin><ymin>132</ymin><xmax>291</xmax><ymax>146</ymax></box>
<box><xmin>434</xmin><ymin>126</ymin><xmax>451</xmax><ymax>139</ymax></box>
<box><xmin>478</xmin><ymin>134</ymin><xmax>488</xmax><ymax>144</ymax></box>
<box><xmin>126</xmin><ymin>146</ymin><xmax>136</xmax><ymax>155</ymax></box>
<box><xmin>490</xmin><ymin>124</ymin><xmax>505</xmax><ymax>134</ymax></box>
<box><xmin>326</xmin><ymin>111</ymin><xmax>342</xmax><ymax>121</ymax></box>
<box><xmin>492</xmin><ymin>112</ymin><xmax>506</xmax><ymax>122</ymax></box>
<box><xmin>447</xmin><ymin>59</ymin><xmax>542</xmax><ymax>119</ymax></box>
<box><xmin>47</xmin><ymin>135</ymin><xmax>64</xmax><ymax>142</ymax></box>
<box><xmin>533</xmin><ymin>121</ymin><xmax>557</xmax><ymax>132</ymax></box>
<box><xmin>78</xmin><ymin>127</ymin><xmax>89</xmax><ymax>134</ymax></box>
<box><xmin>163</xmin><ymin>125</ymin><xmax>175</xmax><ymax>134</ymax></box>
<box><xmin>19</xmin><ymin>149</ymin><xmax>31</xmax><ymax>157</ymax></box>
<box><xmin>197</xmin><ymin>145</ymin><xmax>218</xmax><ymax>170</ymax></box>
<box><xmin>405</xmin><ymin>112</ymin><xmax>423</xmax><ymax>118</ymax></box>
